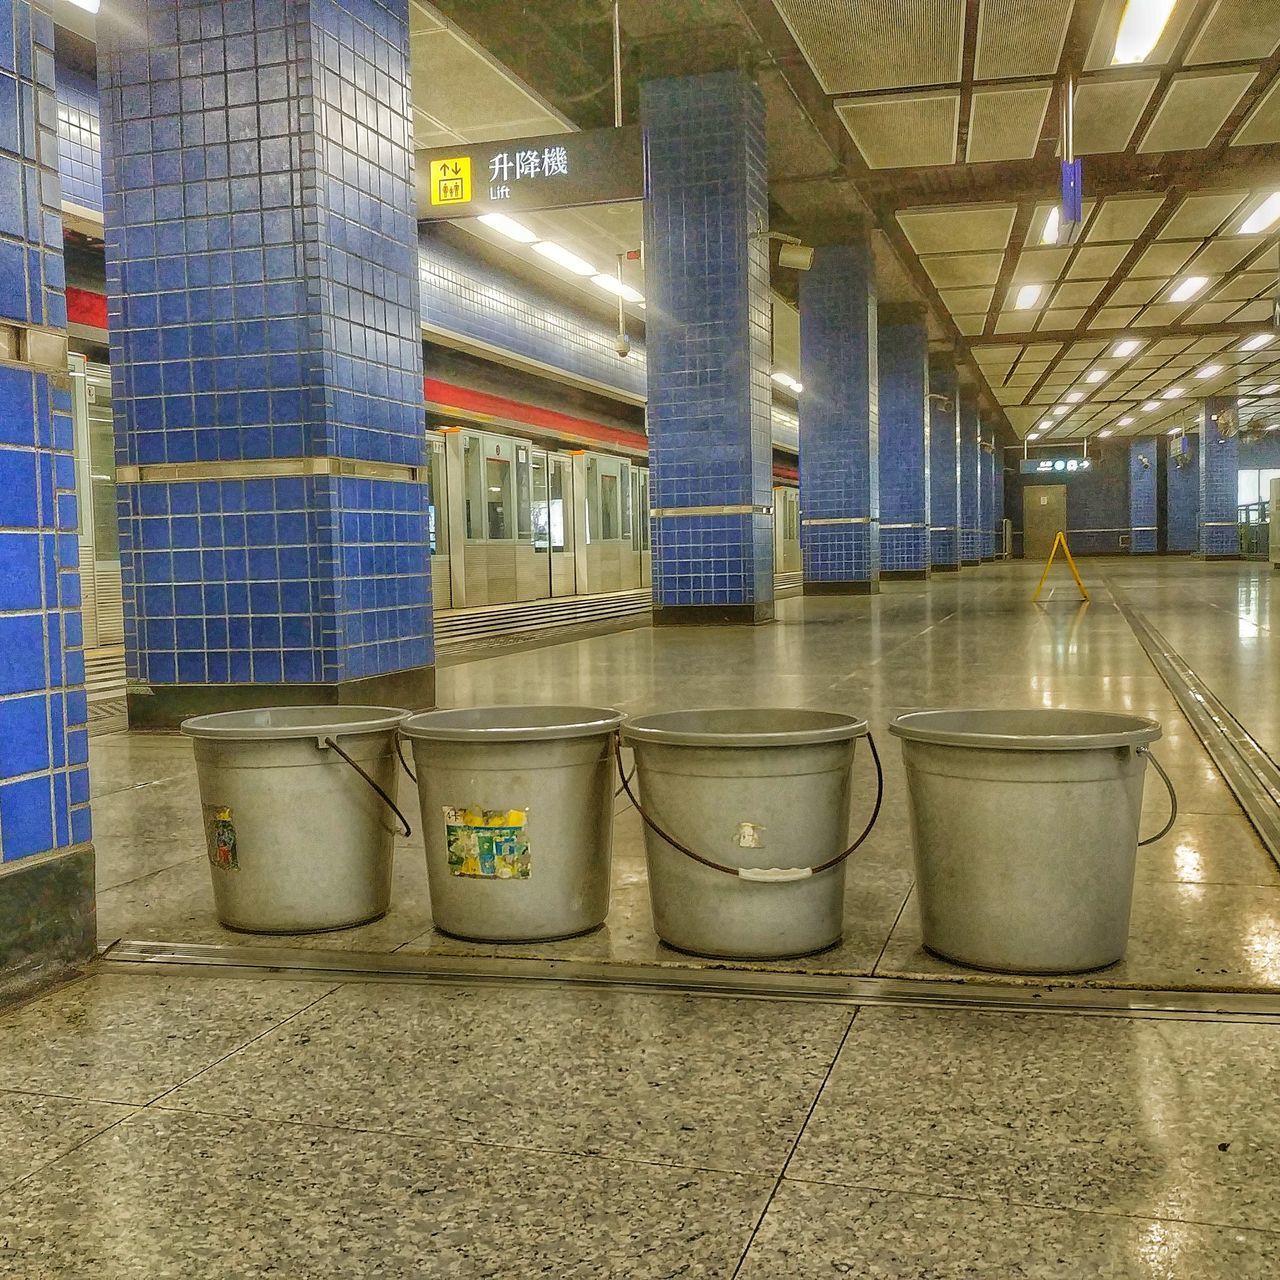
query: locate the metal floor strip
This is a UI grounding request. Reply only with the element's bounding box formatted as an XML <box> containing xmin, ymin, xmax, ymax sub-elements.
<box><xmin>1106</xmin><ymin>575</ymin><xmax>1280</xmax><ymax>868</ymax></box>
<box><xmin>98</xmin><ymin>940</ymin><xmax>1280</xmax><ymax>1023</ymax></box>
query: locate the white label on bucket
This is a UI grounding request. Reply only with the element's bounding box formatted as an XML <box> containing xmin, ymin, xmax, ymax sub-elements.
<box><xmin>443</xmin><ymin>807</ymin><xmax>530</xmax><ymax>879</ymax></box>
<box><xmin>736</xmin><ymin>821</ymin><xmax>765</xmax><ymax>849</ymax></box>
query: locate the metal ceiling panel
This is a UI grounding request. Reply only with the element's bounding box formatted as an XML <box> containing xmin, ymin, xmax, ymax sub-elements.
<box><xmin>1085</xmin><ymin>196</ymin><xmax>1164</xmax><ymax>243</ymax></box>
<box><xmin>1109</xmin><ymin>279</ymin><xmax>1162</xmax><ymax>305</ymax></box>
<box><xmin>1189</xmin><ymin>302</ymin><xmax>1242</xmax><ymax>325</ymax></box>
<box><xmin>966</xmin><ymin>84</ymin><xmax>1053</xmax><ymax>162</ymax></box>
<box><xmin>1233</xmin><ymin>300</ymin><xmax>1275</xmax><ymax>322</ymax></box>
<box><xmin>1072</xmin><ymin>77</ymin><xmax>1158</xmax><ymax>154</ymax></box>
<box><xmin>774</xmin><ymin>0</ymin><xmax>964</xmax><ymax>94</ymax></box>
<box><xmin>975</xmin><ymin>0</ymin><xmax>1075</xmax><ymax>79</ymax></box>
<box><xmin>1039</xmin><ymin>308</ymin><xmax>1086</xmax><ymax>329</ymax></box>
<box><xmin>837</xmin><ymin>92</ymin><xmax>959</xmax><ymax>168</ymax></box>
<box><xmin>1051</xmin><ymin>280</ymin><xmax>1104</xmax><ymax>307</ymax></box>
<box><xmin>1185</xmin><ymin>0</ymin><xmax>1280</xmax><ymax>66</ymax></box>
<box><xmin>1067</xmin><ymin>244</ymin><xmax>1130</xmax><ymax>278</ymax></box>
<box><xmin>1186</xmin><ymin>235</ymin><xmax>1266</xmax><ymax>275</ymax></box>
<box><xmin>922</xmin><ymin>251</ymin><xmax>1005</xmax><ymax>287</ymax></box>
<box><xmin>1128</xmin><ymin>241</ymin><xmax>1196</xmax><ymax>278</ymax></box>
<box><xmin>1089</xmin><ymin>307</ymin><xmax>1139</xmax><ymax>328</ymax></box>
<box><xmin>898</xmin><ymin>205</ymin><xmax>1016</xmax><ymax>255</ymax></box>
<box><xmin>1212</xmin><ymin>272</ymin><xmax>1273</xmax><ymax>301</ymax></box>
<box><xmin>1138</xmin><ymin>71</ymin><xmax>1257</xmax><ymax>153</ymax></box>
<box><xmin>1012</xmin><ymin>246</ymin><xmax>1072</xmax><ymax>282</ymax></box>
<box><xmin>938</xmin><ymin>286</ymin><xmax>997</xmax><ymax>315</ymax></box>
<box><xmin>1233</xmin><ymin>79</ymin><xmax>1280</xmax><ymax>146</ymax></box>
<box><xmin>954</xmin><ymin>315</ymin><xmax>987</xmax><ymax>335</ymax></box>
<box><xmin>1156</xmin><ymin>191</ymin><xmax>1249</xmax><ymax>239</ymax></box>
<box><xmin>1134</xmin><ymin>304</ymin><xmax>1187</xmax><ymax>327</ymax></box>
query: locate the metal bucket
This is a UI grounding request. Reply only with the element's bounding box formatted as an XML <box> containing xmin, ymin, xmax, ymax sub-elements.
<box><xmin>181</xmin><ymin>706</ymin><xmax>412</xmax><ymax>934</ymax></box>
<box><xmin>889</xmin><ymin>708</ymin><xmax>1172</xmax><ymax>974</ymax></box>
<box><xmin>402</xmin><ymin>705</ymin><xmax>624</xmax><ymax>942</ymax></box>
<box><xmin>621</xmin><ymin>709</ymin><xmax>875</xmax><ymax>959</ymax></box>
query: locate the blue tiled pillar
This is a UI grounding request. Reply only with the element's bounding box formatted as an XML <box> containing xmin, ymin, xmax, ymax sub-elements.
<box><xmin>797</xmin><ymin>241</ymin><xmax>879</xmax><ymax>595</ymax></box>
<box><xmin>877</xmin><ymin>308</ymin><xmax>929</xmax><ymax>580</ymax></box>
<box><xmin>980</xmin><ymin>438</ymin><xmax>996</xmax><ymax>560</ymax></box>
<box><xmin>1128</xmin><ymin>440</ymin><xmax>1158</xmax><ymax>554</ymax></box>
<box><xmin>927</xmin><ymin>359</ymin><xmax>960</xmax><ymax>571</ymax></box>
<box><xmin>1167</xmin><ymin>434</ymin><xmax>1200</xmax><ymax>552</ymax></box>
<box><xmin>959</xmin><ymin>395</ymin><xmax>981</xmax><ymax>565</ymax></box>
<box><xmin>99</xmin><ymin>0</ymin><xmax>434</xmax><ymax>723</ymax></box>
<box><xmin>993</xmin><ymin>448</ymin><xmax>1006</xmax><ymax>558</ymax></box>
<box><xmin>1199</xmin><ymin>398</ymin><xmax>1240</xmax><ymax>559</ymax></box>
<box><xmin>0</xmin><ymin>0</ymin><xmax>94</xmax><ymax>997</ymax></box>
<box><xmin>641</xmin><ymin>72</ymin><xmax>774</xmax><ymax>624</ymax></box>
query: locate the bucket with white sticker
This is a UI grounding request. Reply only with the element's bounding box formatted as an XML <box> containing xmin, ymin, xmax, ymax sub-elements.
<box><xmin>620</xmin><ymin>709</ymin><xmax>878</xmax><ymax>959</ymax></box>
<box><xmin>401</xmin><ymin>705</ymin><xmax>624</xmax><ymax>942</ymax></box>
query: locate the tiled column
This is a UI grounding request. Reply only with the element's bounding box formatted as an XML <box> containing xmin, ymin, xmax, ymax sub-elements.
<box><xmin>797</xmin><ymin>240</ymin><xmax>879</xmax><ymax>594</ymax></box>
<box><xmin>1166</xmin><ymin>434</ymin><xmax>1199</xmax><ymax>552</ymax></box>
<box><xmin>1199</xmin><ymin>397</ymin><xmax>1240</xmax><ymax>559</ymax></box>
<box><xmin>99</xmin><ymin>0</ymin><xmax>433</xmax><ymax>724</ymax></box>
<box><xmin>0</xmin><ymin>1</ymin><xmax>94</xmax><ymax>997</ymax></box>
<box><xmin>877</xmin><ymin>307</ymin><xmax>929</xmax><ymax>580</ymax></box>
<box><xmin>1128</xmin><ymin>439</ymin><xmax>1157</xmax><ymax>554</ymax></box>
<box><xmin>993</xmin><ymin>449</ymin><xmax>1006</xmax><ymax>557</ymax></box>
<box><xmin>980</xmin><ymin>438</ymin><xmax>995</xmax><ymax>561</ymax></box>
<box><xmin>927</xmin><ymin>358</ymin><xmax>960</xmax><ymax>571</ymax></box>
<box><xmin>959</xmin><ymin>394</ymin><xmax>981</xmax><ymax>565</ymax></box>
<box><xmin>642</xmin><ymin>71</ymin><xmax>774</xmax><ymax>624</ymax></box>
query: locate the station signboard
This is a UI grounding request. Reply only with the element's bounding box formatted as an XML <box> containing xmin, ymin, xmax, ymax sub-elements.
<box><xmin>418</xmin><ymin>125</ymin><xmax>646</xmax><ymax>219</ymax></box>
<box><xmin>1020</xmin><ymin>457</ymin><xmax>1092</xmax><ymax>476</ymax></box>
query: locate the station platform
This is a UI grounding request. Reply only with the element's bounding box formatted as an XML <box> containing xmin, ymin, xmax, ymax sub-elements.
<box><xmin>4</xmin><ymin>559</ymin><xmax>1280</xmax><ymax>1275</ymax></box>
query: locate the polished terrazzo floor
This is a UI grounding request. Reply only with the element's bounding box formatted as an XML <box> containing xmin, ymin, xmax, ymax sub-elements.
<box><xmin>92</xmin><ymin>559</ymin><xmax>1280</xmax><ymax>992</ymax></box>
<box><xmin>1</xmin><ymin>969</ymin><xmax>1279</xmax><ymax>1275</ymax></box>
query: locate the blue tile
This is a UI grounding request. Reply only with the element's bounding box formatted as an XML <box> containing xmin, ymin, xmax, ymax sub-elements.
<box><xmin>0</xmin><ymin>774</ymin><xmax>56</xmax><ymax>859</ymax></box>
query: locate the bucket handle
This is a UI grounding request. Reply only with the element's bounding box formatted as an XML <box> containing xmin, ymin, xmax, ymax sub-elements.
<box><xmin>614</xmin><ymin>732</ymin><xmax>884</xmax><ymax>882</ymax></box>
<box><xmin>395</xmin><ymin>733</ymin><xmax>418</xmax><ymax>784</ymax></box>
<box><xmin>320</xmin><ymin>736</ymin><xmax>413</xmax><ymax>838</ymax></box>
<box><xmin>1137</xmin><ymin>746</ymin><xmax>1178</xmax><ymax>847</ymax></box>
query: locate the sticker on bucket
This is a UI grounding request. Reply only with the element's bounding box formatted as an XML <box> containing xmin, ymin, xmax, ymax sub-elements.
<box><xmin>736</xmin><ymin>822</ymin><xmax>766</xmax><ymax>848</ymax></box>
<box><xmin>202</xmin><ymin>804</ymin><xmax>238</xmax><ymax>871</ymax></box>
<box><xmin>443</xmin><ymin>807</ymin><xmax>530</xmax><ymax>879</ymax></box>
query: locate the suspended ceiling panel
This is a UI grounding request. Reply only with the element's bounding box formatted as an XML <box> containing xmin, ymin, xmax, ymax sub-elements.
<box><xmin>1066</xmin><ymin>243</ymin><xmax>1129</xmax><ymax>278</ymax></box>
<box><xmin>966</xmin><ymin>84</ymin><xmax>1053</xmax><ymax>162</ymax></box>
<box><xmin>837</xmin><ymin>92</ymin><xmax>959</xmax><ymax>168</ymax></box>
<box><xmin>1186</xmin><ymin>235</ymin><xmax>1266</xmax><ymax>275</ymax></box>
<box><xmin>1128</xmin><ymin>241</ymin><xmax>1196</xmax><ymax>278</ymax></box>
<box><xmin>1185</xmin><ymin>0</ymin><xmax>1280</xmax><ymax>66</ymax></box>
<box><xmin>1232</xmin><ymin>79</ymin><xmax>1280</xmax><ymax>147</ymax></box>
<box><xmin>1157</xmin><ymin>191</ymin><xmax>1248</xmax><ymax>239</ymax></box>
<box><xmin>1109</xmin><ymin>279</ymin><xmax>1162</xmax><ymax>305</ymax></box>
<box><xmin>1085</xmin><ymin>196</ymin><xmax>1164</xmax><ymax>244</ymax></box>
<box><xmin>1011</xmin><ymin>246</ymin><xmax>1071</xmax><ymax>282</ymax></box>
<box><xmin>973</xmin><ymin>0</ymin><xmax>1074</xmax><ymax>80</ymax></box>
<box><xmin>939</xmin><ymin>287</ymin><xmax>996</xmax><ymax>315</ymax></box>
<box><xmin>1138</xmin><ymin>71</ymin><xmax>1256</xmax><ymax>153</ymax></box>
<box><xmin>921</xmin><ymin>251</ymin><xmax>1005</xmax><ymax>287</ymax></box>
<box><xmin>1071</xmin><ymin>77</ymin><xmax>1159</xmax><ymax>154</ymax></box>
<box><xmin>897</xmin><ymin>205</ymin><xmax>1016</xmax><ymax>255</ymax></box>
<box><xmin>773</xmin><ymin>0</ymin><xmax>964</xmax><ymax>94</ymax></box>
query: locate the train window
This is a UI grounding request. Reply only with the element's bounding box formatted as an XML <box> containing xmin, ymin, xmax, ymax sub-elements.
<box><xmin>516</xmin><ymin>446</ymin><xmax>533</xmax><ymax>539</ymax></box>
<box><xmin>428</xmin><ymin>442</ymin><xmax>448</xmax><ymax>556</ymax></box>
<box><xmin>463</xmin><ymin>434</ymin><xmax>483</xmax><ymax>540</ymax></box>
<box><xmin>485</xmin><ymin>453</ymin><xmax>513</xmax><ymax>540</ymax></box>
<box><xmin>531</xmin><ymin>453</ymin><xmax>550</xmax><ymax>550</ymax></box>
<box><xmin>639</xmin><ymin>471</ymin><xmax>650</xmax><ymax>551</ymax></box>
<box><xmin>86</xmin><ymin>377</ymin><xmax>119</xmax><ymax>558</ymax></box>
<box><xmin>600</xmin><ymin>470</ymin><xmax>619</xmax><ymax>540</ymax></box>
<box><xmin>585</xmin><ymin>456</ymin><xmax>600</xmax><ymax>542</ymax></box>
<box><xmin>620</xmin><ymin>462</ymin><xmax>632</xmax><ymax>540</ymax></box>
<box><xmin>549</xmin><ymin>458</ymin><xmax>568</xmax><ymax>551</ymax></box>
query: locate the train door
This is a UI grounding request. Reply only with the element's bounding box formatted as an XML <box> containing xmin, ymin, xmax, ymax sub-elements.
<box><xmin>426</xmin><ymin>433</ymin><xmax>451</xmax><ymax>609</ymax></box>
<box><xmin>630</xmin><ymin>466</ymin><xmax>651</xmax><ymax>588</ymax></box>
<box><xmin>538</xmin><ymin>452</ymin><xmax>577</xmax><ymax>597</ymax></box>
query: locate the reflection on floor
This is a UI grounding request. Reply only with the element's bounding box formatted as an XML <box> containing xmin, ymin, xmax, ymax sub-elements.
<box><xmin>93</xmin><ymin>560</ymin><xmax>1280</xmax><ymax>993</ymax></box>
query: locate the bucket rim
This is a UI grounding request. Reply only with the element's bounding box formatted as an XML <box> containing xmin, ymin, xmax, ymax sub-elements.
<box><xmin>888</xmin><ymin>707</ymin><xmax>1162</xmax><ymax>751</ymax></box>
<box><xmin>621</xmin><ymin>707</ymin><xmax>869</xmax><ymax>748</ymax></box>
<box><xmin>401</xmin><ymin>704</ymin><xmax>625</xmax><ymax>742</ymax></box>
<box><xmin>180</xmin><ymin>705</ymin><xmax>410</xmax><ymax>740</ymax></box>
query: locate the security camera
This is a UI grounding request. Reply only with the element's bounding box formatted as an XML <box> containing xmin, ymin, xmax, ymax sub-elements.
<box><xmin>613</xmin><ymin>333</ymin><xmax>631</xmax><ymax>359</ymax></box>
<box><xmin>777</xmin><ymin>242</ymin><xmax>815</xmax><ymax>271</ymax></box>
<box><xmin>927</xmin><ymin>393</ymin><xmax>955</xmax><ymax>412</ymax></box>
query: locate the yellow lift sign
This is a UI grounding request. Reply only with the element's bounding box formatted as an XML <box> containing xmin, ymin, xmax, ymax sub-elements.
<box><xmin>429</xmin><ymin>157</ymin><xmax>471</xmax><ymax>206</ymax></box>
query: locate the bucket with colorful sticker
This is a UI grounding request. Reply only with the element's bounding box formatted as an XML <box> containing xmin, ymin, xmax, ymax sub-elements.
<box><xmin>181</xmin><ymin>706</ymin><xmax>412</xmax><ymax>933</ymax></box>
<box><xmin>620</xmin><ymin>709</ymin><xmax>879</xmax><ymax>959</ymax></box>
<box><xmin>401</xmin><ymin>705</ymin><xmax>624</xmax><ymax>941</ymax></box>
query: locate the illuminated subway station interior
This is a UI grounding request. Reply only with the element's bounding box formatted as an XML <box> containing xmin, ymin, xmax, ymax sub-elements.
<box><xmin>4</xmin><ymin>0</ymin><xmax>1280</xmax><ymax>1273</ymax></box>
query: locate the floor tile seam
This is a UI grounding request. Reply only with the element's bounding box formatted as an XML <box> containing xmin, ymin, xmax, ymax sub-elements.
<box><xmin>89</xmin><ymin>774</ymin><xmax>194</xmax><ymax>801</ymax></box>
<box><xmin>0</xmin><ymin>1102</ymin><xmax>145</xmax><ymax>1198</ymax></box>
<box><xmin>772</xmin><ymin>1170</ymin><xmax>1280</xmax><ymax>1237</ymax></box>
<box><xmin>96</xmin><ymin>855</ymin><xmax>206</xmax><ymax>897</ymax></box>
<box><xmin>136</xmin><ymin>1099</ymin><xmax>784</xmax><ymax>1181</ymax></box>
<box><xmin>0</xmin><ymin>1084</ymin><xmax>140</xmax><ymax>1108</ymax></box>
<box><xmin>730</xmin><ymin>1007</ymin><xmax>863</xmax><ymax>1279</ymax></box>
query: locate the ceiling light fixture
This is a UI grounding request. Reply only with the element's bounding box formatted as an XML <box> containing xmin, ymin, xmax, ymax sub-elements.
<box><xmin>1240</xmin><ymin>193</ymin><xmax>1280</xmax><ymax>236</ymax></box>
<box><xmin>1163</xmin><ymin>387</ymin><xmax>1186</xmax><ymax>399</ymax></box>
<box><xmin>477</xmin><ymin>212</ymin><xmax>539</xmax><ymax>243</ymax></box>
<box><xmin>1051</xmin><ymin>405</ymin><xmax>1069</xmax><ymax>415</ymax></box>
<box><xmin>1086</xmin><ymin>369</ymin><xmax>1107</xmax><ymax>383</ymax></box>
<box><xmin>64</xmin><ymin>0</ymin><xmax>100</xmax><ymax>10</ymax></box>
<box><xmin>1170</xmin><ymin>276</ymin><xmax>1209</xmax><ymax>303</ymax></box>
<box><xmin>1258</xmin><ymin>384</ymin><xmax>1280</xmax><ymax>395</ymax></box>
<box><xmin>1119</xmin><ymin>415</ymin><xmax>1135</xmax><ymax>425</ymax></box>
<box><xmin>1041</xmin><ymin>207</ymin><xmax>1061</xmax><ymax>246</ymax></box>
<box><xmin>1066</xmin><ymin>391</ymin><xmax>1084</xmax><ymax>403</ymax></box>
<box><xmin>531</xmin><ymin>241</ymin><xmax>598</xmax><ymax>276</ymax></box>
<box><xmin>1015</xmin><ymin>284</ymin><xmax>1043</xmax><ymax>310</ymax></box>
<box><xmin>1113</xmin><ymin>339</ymin><xmax>1141</xmax><ymax>357</ymax></box>
<box><xmin>1112</xmin><ymin>0</ymin><xmax>1177</xmax><ymax>65</ymax></box>
<box><xmin>1097</xmin><ymin>429</ymin><xmax>1113</xmax><ymax>438</ymax></box>
<box><xmin>1142</xmin><ymin>401</ymin><xmax>1160</xmax><ymax>412</ymax></box>
<box><xmin>591</xmin><ymin>274</ymin><xmax>644</xmax><ymax>303</ymax></box>
<box><xmin>1167</xmin><ymin>427</ymin><xmax>1182</xmax><ymax>436</ymax></box>
<box><xmin>1241</xmin><ymin>333</ymin><xmax>1275</xmax><ymax>352</ymax></box>
<box><xmin>771</xmin><ymin>371</ymin><xmax>803</xmax><ymax>394</ymax></box>
<box><xmin>1195</xmin><ymin>364</ymin><xmax>1224</xmax><ymax>379</ymax></box>
<box><xmin>1027</xmin><ymin>432</ymin><xmax>1042</xmax><ymax>441</ymax></box>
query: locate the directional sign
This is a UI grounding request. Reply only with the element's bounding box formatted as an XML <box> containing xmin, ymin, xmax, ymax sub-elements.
<box><xmin>418</xmin><ymin>125</ymin><xmax>646</xmax><ymax>220</ymax></box>
<box><xmin>1021</xmin><ymin>456</ymin><xmax>1092</xmax><ymax>475</ymax></box>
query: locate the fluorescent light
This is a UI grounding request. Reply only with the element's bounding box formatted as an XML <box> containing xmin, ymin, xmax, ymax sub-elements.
<box><xmin>1241</xmin><ymin>333</ymin><xmax>1275</xmax><ymax>352</ymax></box>
<box><xmin>1142</xmin><ymin>401</ymin><xmax>1160</xmax><ymax>412</ymax></box>
<box><xmin>1258</xmin><ymin>384</ymin><xmax>1280</xmax><ymax>395</ymax></box>
<box><xmin>1027</xmin><ymin>433</ymin><xmax>1041</xmax><ymax>441</ymax></box>
<box><xmin>771</xmin><ymin>371</ymin><xmax>803</xmax><ymax>394</ymax></box>
<box><xmin>1240</xmin><ymin>193</ymin><xmax>1280</xmax><ymax>236</ymax></box>
<box><xmin>1086</xmin><ymin>369</ymin><xmax>1107</xmax><ymax>383</ymax></box>
<box><xmin>1113</xmin><ymin>339</ymin><xmax>1141</xmax><ymax>357</ymax></box>
<box><xmin>1051</xmin><ymin>406</ymin><xmax>1069</xmax><ymax>415</ymax></box>
<box><xmin>1163</xmin><ymin>387</ymin><xmax>1185</xmax><ymax>399</ymax></box>
<box><xmin>1170</xmin><ymin>276</ymin><xmax>1209</xmax><ymax>303</ymax></box>
<box><xmin>531</xmin><ymin>241</ymin><xmax>598</xmax><ymax>276</ymax></box>
<box><xmin>1015</xmin><ymin>284</ymin><xmax>1043</xmax><ymax>310</ymax></box>
<box><xmin>1167</xmin><ymin>428</ymin><xmax>1182</xmax><ymax>436</ymax></box>
<box><xmin>1195</xmin><ymin>364</ymin><xmax>1224</xmax><ymax>379</ymax></box>
<box><xmin>65</xmin><ymin>0</ymin><xmax>100</xmax><ymax>10</ymax></box>
<box><xmin>477</xmin><ymin>212</ymin><xmax>538</xmax><ymax>243</ymax></box>
<box><xmin>1112</xmin><ymin>0</ymin><xmax>1177</xmax><ymax>65</ymax></box>
<box><xmin>1065</xmin><ymin>391</ymin><xmax>1084</xmax><ymax>403</ymax></box>
<box><xmin>591</xmin><ymin>274</ymin><xmax>644</xmax><ymax>303</ymax></box>
<box><xmin>1041</xmin><ymin>207</ymin><xmax>1061</xmax><ymax>246</ymax></box>
<box><xmin>1098</xmin><ymin>429</ymin><xmax>1113</xmax><ymax>438</ymax></box>
<box><xmin>1119</xmin><ymin>416</ymin><xmax>1135</xmax><ymax>425</ymax></box>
